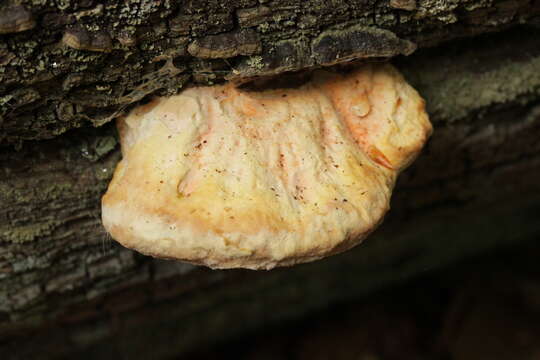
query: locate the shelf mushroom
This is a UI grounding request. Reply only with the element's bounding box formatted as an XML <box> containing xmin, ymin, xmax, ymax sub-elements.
<box><xmin>101</xmin><ymin>63</ymin><xmax>432</xmax><ymax>269</ymax></box>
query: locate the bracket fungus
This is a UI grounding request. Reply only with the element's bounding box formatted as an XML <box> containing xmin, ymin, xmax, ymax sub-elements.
<box><xmin>102</xmin><ymin>63</ymin><xmax>432</xmax><ymax>270</ymax></box>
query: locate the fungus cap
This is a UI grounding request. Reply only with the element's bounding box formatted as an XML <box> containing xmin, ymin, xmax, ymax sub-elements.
<box><xmin>101</xmin><ymin>64</ymin><xmax>432</xmax><ymax>270</ymax></box>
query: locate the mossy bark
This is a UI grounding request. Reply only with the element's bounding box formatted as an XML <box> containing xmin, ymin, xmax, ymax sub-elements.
<box><xmin>1</xmin><ymin>0</ymin><xmax>540</xmax><ymax>358</ymax></box>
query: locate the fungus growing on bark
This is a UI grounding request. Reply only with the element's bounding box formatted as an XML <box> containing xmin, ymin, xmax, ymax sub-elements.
<box><xmin>101</xmin><ymin>63</ymin><xmax>432</xmax><ymax>270</ymax></box>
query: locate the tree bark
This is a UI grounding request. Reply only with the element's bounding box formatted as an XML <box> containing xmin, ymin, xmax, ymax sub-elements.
<box><xmin>1</xmin><ymin>0</ymin><xmax>539</xmax><ymax>145</ymax></box>
<box><xmin>1</xmin><ymin>0</ymin><xmax>540</xmax><ymax>358</ymax></box>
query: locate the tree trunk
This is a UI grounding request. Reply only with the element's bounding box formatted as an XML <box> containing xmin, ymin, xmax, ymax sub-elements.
<box><xmin>1</xmin><ymin>0</ymin><xmax>540</xmax><ymax>358</ymax></box>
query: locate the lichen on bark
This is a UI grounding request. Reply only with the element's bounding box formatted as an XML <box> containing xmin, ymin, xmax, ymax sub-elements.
<box><xmin>1</xmin><ymin>1</ymin><xmax>540</xmax><ymax>357</ymax></box>
<box><xmin>0</xmin><ymin>0</ymin><xmax>538</xmax><ymax>145</ymax></box>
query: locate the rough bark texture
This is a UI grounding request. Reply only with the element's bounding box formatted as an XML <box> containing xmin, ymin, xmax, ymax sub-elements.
<box><xmin>1</xmin><ymin>0</ymin><xmax>540</xmax><ymax>358</ymax></box>
<box><xmin>1</xmin><ymin>0</ymin><xmax>539</xmax><ymax>146</ymax></box>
